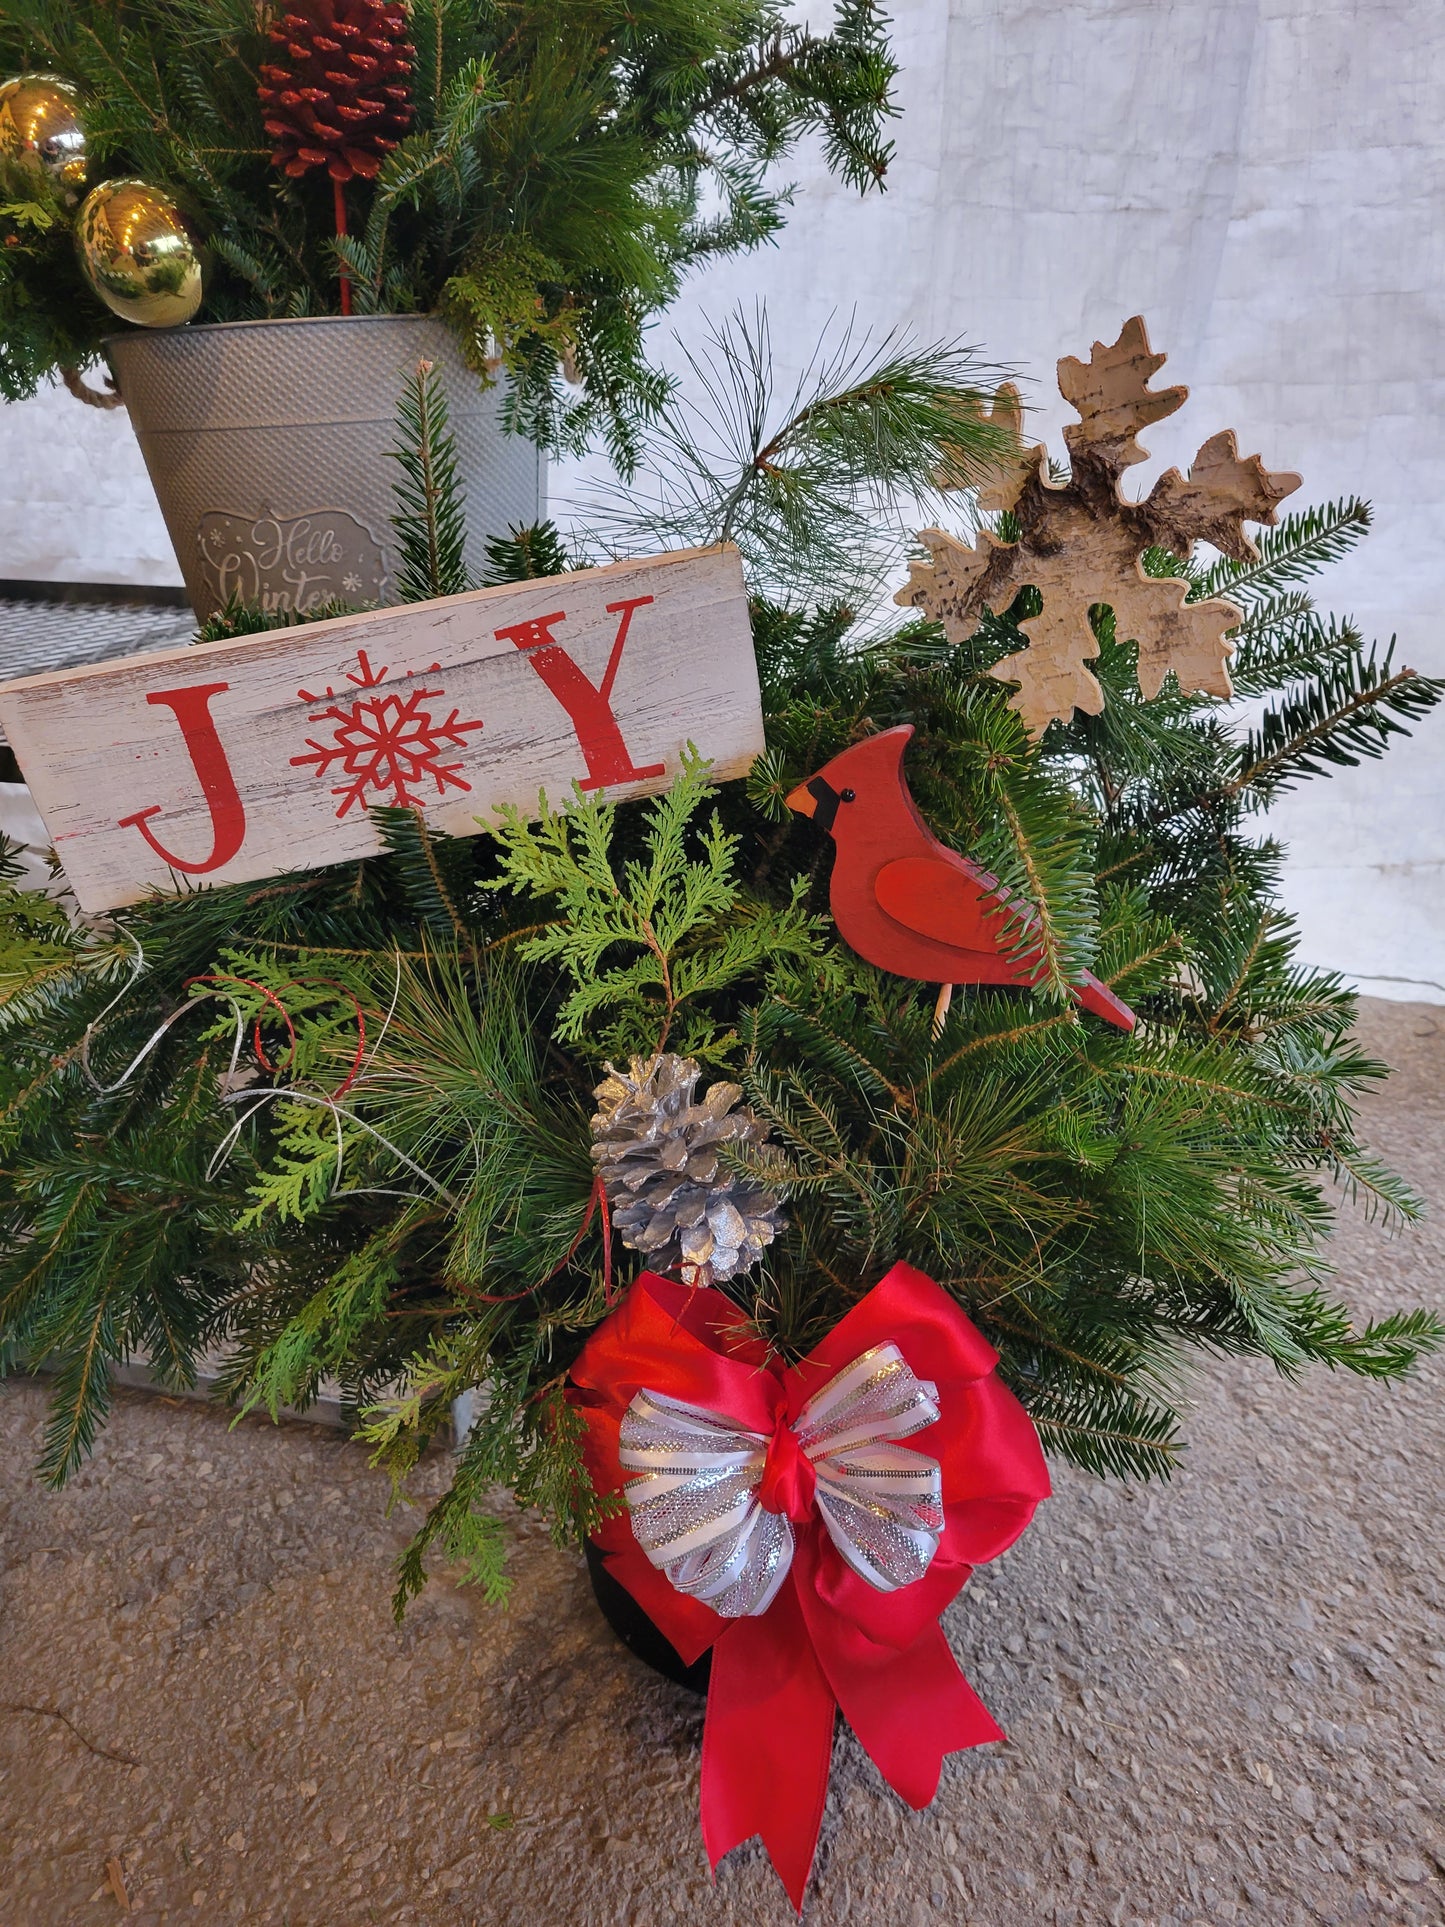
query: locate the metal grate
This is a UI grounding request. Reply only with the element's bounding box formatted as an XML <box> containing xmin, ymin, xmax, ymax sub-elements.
<box><xmin>0</xmin><ymin>593</ymin><xmax>196</xmax><ymax>755</ymax></box>
<box><xmin>0</xmin><ymin>594</ymin><xmax>195</xmax><ymax>683</ymax></box>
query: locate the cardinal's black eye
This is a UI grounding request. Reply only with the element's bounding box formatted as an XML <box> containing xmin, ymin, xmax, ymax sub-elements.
<box><xmin>839</xmin><ymin>788</ymin><xmax>856</xmax><ymax>803</ymax></box>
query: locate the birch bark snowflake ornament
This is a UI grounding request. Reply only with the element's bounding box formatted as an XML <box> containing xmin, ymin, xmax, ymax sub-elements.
<box><xmin>896</xmin><ymin>317</ymin><xmax>1302</xmax><ymax>736</ymax></box>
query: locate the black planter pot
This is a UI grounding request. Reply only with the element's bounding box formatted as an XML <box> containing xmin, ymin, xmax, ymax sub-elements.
<box><xmin>584</xmin><ymin>1538</ymin><xmax>711</xmax><ymax>1694</ymax></box>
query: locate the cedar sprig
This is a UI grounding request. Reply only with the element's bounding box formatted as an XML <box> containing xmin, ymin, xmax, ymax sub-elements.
<box><xmin>490</xmin><ymin>752</ymin><xmax>833</xmax><ymax>1062</ymax></box>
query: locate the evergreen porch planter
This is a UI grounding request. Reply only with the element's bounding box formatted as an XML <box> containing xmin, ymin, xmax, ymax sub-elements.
<box><xmin>105</xmin><ymin>314</ymin><xmax>545</xmax><ymax>622</ymax></box>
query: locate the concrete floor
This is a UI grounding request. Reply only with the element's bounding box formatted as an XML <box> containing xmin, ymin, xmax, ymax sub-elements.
<box><xmin>0</xmin><ymin>999</ymin><xmax>1441</xmax><ymax>1927</ymax></box>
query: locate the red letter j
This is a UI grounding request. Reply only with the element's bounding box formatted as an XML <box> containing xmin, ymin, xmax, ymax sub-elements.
<box><xmin>118</xmin><ymin>683</ymin><xmax>247</xmax><ymax>875</ymax></box>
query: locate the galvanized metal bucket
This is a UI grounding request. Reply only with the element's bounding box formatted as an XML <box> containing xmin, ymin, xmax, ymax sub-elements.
<box><xmin>106</xmin><ymin>314</ymin><xmax>545</xmax><ymax>622</ymax></box>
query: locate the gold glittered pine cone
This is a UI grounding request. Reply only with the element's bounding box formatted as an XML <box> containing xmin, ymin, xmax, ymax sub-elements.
<box><xmin>591</xmin><ymin>1054</ymin><xmax>787</xmax><ymax>1288</ymax></box>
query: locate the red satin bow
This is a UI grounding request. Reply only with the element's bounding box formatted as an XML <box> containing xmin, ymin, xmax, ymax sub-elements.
<box><xmin>568</xmin><ymin>1260</ymin><xmax>1051</xmax><ymax>1910</ymax></box>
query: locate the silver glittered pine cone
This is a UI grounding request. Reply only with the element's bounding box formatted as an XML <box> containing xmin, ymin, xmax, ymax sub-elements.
<box><xmin>591</xmin><ymin>1054</ymin><xmax>787</xmax><ymax>1288</ymax></box>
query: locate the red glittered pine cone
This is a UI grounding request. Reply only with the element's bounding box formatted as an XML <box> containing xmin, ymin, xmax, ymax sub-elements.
<box><xmin>258</xmin><ymin>0</ymin><xmax>415</xmax><ymax>184</ymax></box>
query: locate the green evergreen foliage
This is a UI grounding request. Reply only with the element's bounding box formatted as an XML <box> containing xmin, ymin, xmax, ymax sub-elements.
<box><xmin>480</xmin><ymin>520</ymin><xmax>571</xmax><ymax>586</ymax></box>
<box><xmin>490</xmin><ymin>753</ymin><xmax>831</xmax><ymax>1059</ymax></box>
<box><xmin>388</xmin><ymin>356</ymin><xmax>472</xmax><ymax>601</ymax></box>
<box><xmin>0</xmin><ymin>330</ymin><xmax>1440</xmax><ymax>1612</ymax></box>
<box><xmin>195</xmin><ymin>596</ymin><xmax>361</xmax><ymax>643</ymax></box>
<box><xmin>575</xmin><ymin>309</ymin><xmax>1017</xmax><ymax>601</ymax></box>
<box><xmin>0</xmin><ymin>0</ymin><xmax>898</xmax><ymax>463</ymax></box>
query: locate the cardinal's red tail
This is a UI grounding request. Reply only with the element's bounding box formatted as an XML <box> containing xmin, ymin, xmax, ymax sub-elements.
<box><xmin>1073</xmin><ymin>971</ymin><xmax>1135</xmax><ymax>1031</ymax></box>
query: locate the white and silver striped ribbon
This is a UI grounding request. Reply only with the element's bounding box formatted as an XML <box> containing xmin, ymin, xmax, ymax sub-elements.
<box><xmin>618</xmin><ymin>1343</ymin><xmax>944</xmax><ymax>1618</ymax></box>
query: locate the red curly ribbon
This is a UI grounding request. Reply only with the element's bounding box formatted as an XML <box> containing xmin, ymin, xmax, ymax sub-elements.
<box><xmin>185</xmin><ymin>973</ymin><xmax>299</xmax><ymax>1073</ymax></box>
<box><xmin>284</xmin><ymin>974</ymin><xmax>368</xmax><ymax>1100</ymax></box>
<box><xmin>185</xmin><ymin>972</ymin><xmax>367</xmax><ymax>1100</ymax></box>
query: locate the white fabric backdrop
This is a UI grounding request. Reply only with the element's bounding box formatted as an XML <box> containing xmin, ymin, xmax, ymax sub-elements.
<box><xmin>1</xmin><ymin>0</ymin><xmax>1441</xmax><ymax>995</ymax></box>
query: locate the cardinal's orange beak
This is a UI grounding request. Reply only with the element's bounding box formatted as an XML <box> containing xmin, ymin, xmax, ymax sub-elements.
<box><xmin>785</xmin><ymin>780</ymin><xmax>816</xmax><ymax>818</ymax></box>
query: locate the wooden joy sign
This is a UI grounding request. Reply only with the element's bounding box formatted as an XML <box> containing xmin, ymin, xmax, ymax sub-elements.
<box><xmin>0</xmin><ymin>546</ymin><xmax>763</xmax><ymax>915</ymax></box>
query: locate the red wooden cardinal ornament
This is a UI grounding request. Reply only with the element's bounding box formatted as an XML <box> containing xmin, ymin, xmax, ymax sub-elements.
<box><xmin>785</xmin><ymin>726</ymin><xmax>1135</xmax><ymax>1031</ymax></box>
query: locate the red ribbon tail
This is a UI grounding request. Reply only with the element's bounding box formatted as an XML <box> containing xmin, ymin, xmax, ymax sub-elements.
<box><xmin>701</xmin><ymin>1583</ymin><xmax>836</xmax><ymax>1914</ymax></box>
<box><xmin>814</xmin><ymin>1609</ymin><xmax>1003</xmax><ymax>1809</ymax></box>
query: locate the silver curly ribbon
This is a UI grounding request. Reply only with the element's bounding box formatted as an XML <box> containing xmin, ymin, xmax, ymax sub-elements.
<box><xmin>619</xmin><ymin>1343</ymin><xmax>945</xmax><ymax>1618</ymax></box>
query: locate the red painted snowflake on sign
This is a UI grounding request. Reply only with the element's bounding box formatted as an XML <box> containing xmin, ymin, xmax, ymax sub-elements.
<box><xmin>292</xmin><ymin>650</ymin><xmax>484</xmax><ymax>818</ymax></box>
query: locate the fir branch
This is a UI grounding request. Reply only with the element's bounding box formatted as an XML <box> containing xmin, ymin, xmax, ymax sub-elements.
<box><xmin>38</xmin><ymin>1296</ymin><xmax>116</xmax><ymax>1488</ymax></box>
<box><xmin>1264</xmin><ymin>1289</ymin><xmax>1445</xmax><ymax>1379</ymax></box>
<box><xmin>1194</xmin><ymin>497</ymin><xmax>1372</xmax><ymax>604</ymax></box>
<box><xmin>1227</xmin><ymin>605</ymin><xmax>1362</xmax><ymax>698</ymax></box>
<box><xmin>388</xmin><ymin>357</ymin><xmax>471</xmax><ymax>601</ymax></box>
<box><xmin>743</xmin><ymin>989</ymin><xmax>916</xmax><ymax>1114</ymax></box>
<box><xmin>373</xmin><ymin>807</ymin><xmax>476</xmax><ymax>953</ymax></box>
<box><xmin>1227</xmin><ymin>646</ymin><xmax>1444</xmax><ymax>800</ymax></box>
<box><xmin>1317</xmin><ymin>1307</ymin><xmax>1445</xmax><ymax>1376</ymax></box>
<box><xmin>1027</xmin><ymin>1387</ymin><xmax>1183</xmax><ymax>1481</ymax></box>
<box><xmin>481</xmin><ymin>520</ymin><xmax>571</xmax><ymax>585</ymax></box>
<box><xmin>923</xmin><ymin>1006</ymin><xmax>1079</xmax><ymax>1086</ymax></box>
<box><xmin>958</xmin><ymin>710</ymin><xmax>1100</xmax><ymax>996</ymax></box>
<box><xmin>1322</xmin><ymin>1139</ymin><xmax>1422</xmax><ymax>1226</ymax></box>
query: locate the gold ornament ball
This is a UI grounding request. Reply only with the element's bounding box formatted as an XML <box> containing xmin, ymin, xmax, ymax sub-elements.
<box><xmin>75</xmin><ymin>179</ymin><xmax>205</xmax><ymax>328</ymax></box>
<box><xmin>0</xmin><ymin>74</ymin><xmax>88</xmax><ymax>195</ymax></box>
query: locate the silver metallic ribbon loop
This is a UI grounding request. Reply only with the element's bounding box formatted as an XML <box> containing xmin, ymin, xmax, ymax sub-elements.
<box><xmin>619</xmin><ymin>1343</ymin><xmax>944</xmax><ymax>1618</ymax></box>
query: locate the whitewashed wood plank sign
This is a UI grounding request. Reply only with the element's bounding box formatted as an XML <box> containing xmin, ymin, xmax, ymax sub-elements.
<box><xmin>0</xmin><ymin>545</ymin><xmax>762</xmax><ymax>915</ymax></box>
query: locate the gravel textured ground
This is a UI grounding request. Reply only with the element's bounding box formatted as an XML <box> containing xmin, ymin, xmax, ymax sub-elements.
<box><xmin>1</xmin><ymin>997</ymin><xmax>1441</xmax><ymax>1927</ymax></box>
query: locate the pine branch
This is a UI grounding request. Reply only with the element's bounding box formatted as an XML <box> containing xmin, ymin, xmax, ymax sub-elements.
<box><xmin>571</xmin><ymin>308</ymin><xmax>1017</xmax><ymax>602</ymax></box>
